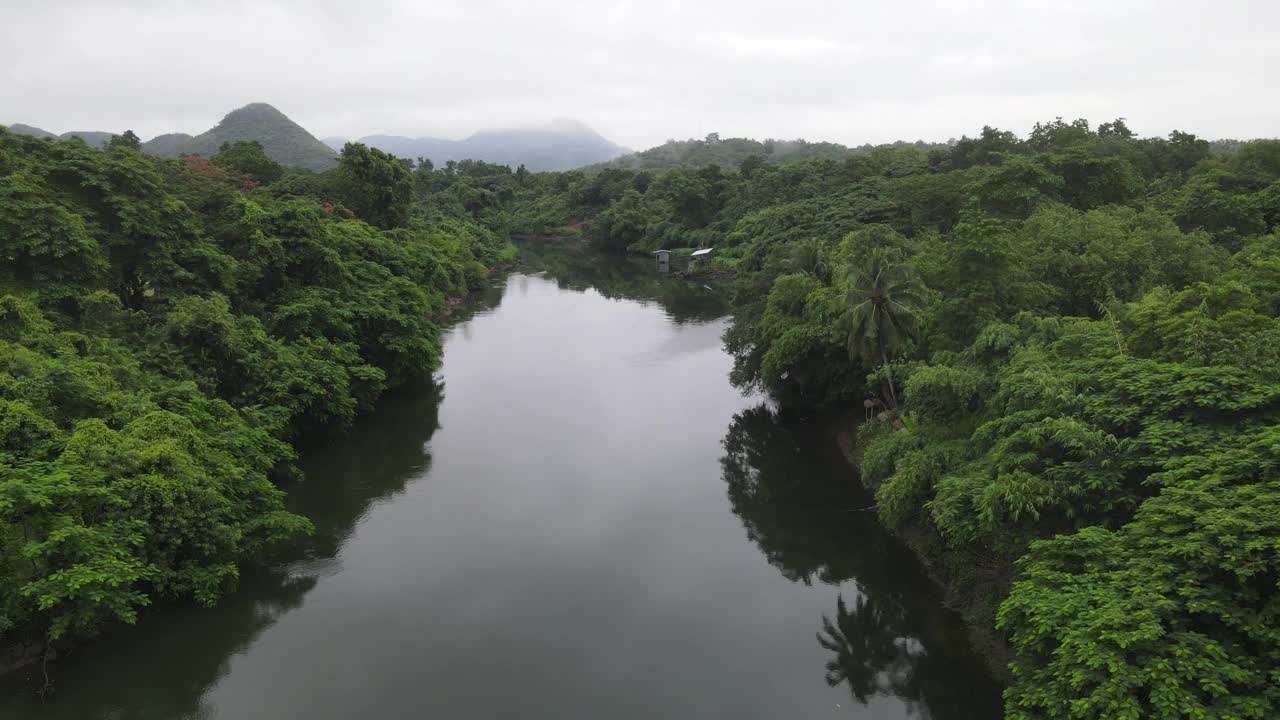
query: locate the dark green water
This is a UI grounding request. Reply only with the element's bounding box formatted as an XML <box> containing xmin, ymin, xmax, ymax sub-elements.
<box><xmin>2</xmin><ymin>244</ymin><xmax>1001</xmax><ymax>719</ymax></box>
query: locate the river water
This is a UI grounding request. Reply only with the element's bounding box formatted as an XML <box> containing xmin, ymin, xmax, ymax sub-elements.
<box><xmin>2</xmin><ymin>244</ymin><xmax>1001</xmax><ymax>719</ymax></box>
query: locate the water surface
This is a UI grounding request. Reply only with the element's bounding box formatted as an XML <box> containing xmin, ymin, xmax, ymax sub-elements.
<box><xmin>2</xmin><ymin>245</ymin><xmax>1000</xmax><ymax>719</ymax></box>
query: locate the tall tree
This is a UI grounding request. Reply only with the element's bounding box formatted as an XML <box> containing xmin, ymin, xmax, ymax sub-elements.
<box><xmin>335</xmin><ymin>142</ymin><xmax>413</xmax><ymax>229</ymax></box>
<box><xmin>842</xmin><ymin>247</ymin><xmax>922</xmax><ymax>407</ymax></box>
<box><xmin>106</xmin><ymin>129</ymin><xmax>142</xmax><ymax>152</ymax></box>
<box><xmin>212</xmin><ymin>140</ymin><xmax>284</xmax><ymax>183</ymax></box>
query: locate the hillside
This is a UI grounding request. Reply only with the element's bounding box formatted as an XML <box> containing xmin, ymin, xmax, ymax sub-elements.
<box><xmin>142</xmin><ymin>132</ymin><xmax>195</xmax><ymax>156</ymax></box>
<box><xmin>5</xmin><ymin>124</ymin><xmax>113</xmax><ymax>147</ymax></box>
<box><xmin>592</xmin><ymin>135</ymin><xmax>954</xmax><ymax>172</ymax></box>
<box><xmin>330</xmin><ymin>120</ymin><xmax>628</xmax><ymax>171</ymax></box>
<box><xmin>59</xmin><ymin>131</ymin><xmax>113</xmax><ymax>147</ymax></box>
<box><xmin>141</xmin><ymin>103</ymin><xmax>337</xmax><ymax>171</ymax></box>
<box><xmin>7</xmin><ymin>123</ymin><xmax>55</xmax><ymax>139</ymax></box>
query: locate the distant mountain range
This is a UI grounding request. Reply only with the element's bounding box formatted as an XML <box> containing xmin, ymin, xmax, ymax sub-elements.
<box><xmin>323</xmin><ymin>119</ymin><xmax>629</xmax><ymax>172</ymax></box>
<box><xmin>7</xmin><ymin>105</ymin><xmax>629</xmax><ymax>173</ymax></box>
<box><xmin>8</xmin><ymin>104</ymin><xmax>338</xmax><ymax>171</ymax></box>
<box><xmin>11</xmin><ymin>104</ymin><xmax>922</xmax><ymax>176</ymax></box>
<box><xmin>10</xmin><ymin>105</ymin><xmax>956</xmax><ymax>175</ymax></box>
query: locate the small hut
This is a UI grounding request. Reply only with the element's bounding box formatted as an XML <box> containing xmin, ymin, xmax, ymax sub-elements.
<box><xmin>654</xmin><ymin>249</ymin><xmax>672</xmax><ymax>273</ymax></box>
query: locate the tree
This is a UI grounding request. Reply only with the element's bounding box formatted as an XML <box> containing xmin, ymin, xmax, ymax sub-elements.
<box><xmin>1096</xmin><ymin>117</ymin><xmax>1135</xmax><ymax>139</ymax></box>
<box><xmin>784</xmin><ymin>239</ymin><xmax>830</xmax><ymax>283</ymax></box>
<box><xmin>948</xmin><ymin>126</ymin><xmax>1026</xmax><ymax>170</ymax></box>
<box><xmin>212</xmin><ymin>140</ymin><xmax>284</xmax><ymax>183</ymax></box>
<box><xmin>841</xmin><ymin>247</ymin><xmax>923</xmax><ymax>407</ymax></box>
<box><xmin>106</xmin><ymin>130</ymin><xmax>142</xmax><ymax>151</ymax></box>
<box><xmin>1027</xmin><ymin>117</ymin><xmax>1093</xmax><ymax>151</ymax></box>
<box><xmin>0</xmin><ymin>126</ymin><xmax>507</xmax><ymax>651</ymax></box>
<box><xmin>335</xmin><ymin>142</ymin><xmax>413</xmax><ymax>229</ymax></box>
<box><xmin>591</xmin><ymin>188</ymin><xmax>647</xmax><ymax>254</ymax></box>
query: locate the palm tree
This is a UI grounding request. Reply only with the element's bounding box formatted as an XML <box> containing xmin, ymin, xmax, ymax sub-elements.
<box><xmin>785</xmin><ymin>239</ymin><xmax>831</xmax><ymax>283</ymax></box>
<box><xmin>843</xmin><ymin>248</ymin><xmax>923</xmax><ymax>408</ymax></box>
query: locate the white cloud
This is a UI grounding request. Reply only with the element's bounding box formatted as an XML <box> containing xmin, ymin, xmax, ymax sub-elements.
<box><xmin>2</xmin><ymin>0</ymin><xmax>1278</xmax><ymax>149</ymax></box>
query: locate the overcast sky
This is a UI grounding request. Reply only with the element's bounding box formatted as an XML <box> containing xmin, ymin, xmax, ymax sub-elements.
<box><xmin>3</xmin><ymin>0</ymin><xmax>1278</xmax><ymax>150</ymax></box>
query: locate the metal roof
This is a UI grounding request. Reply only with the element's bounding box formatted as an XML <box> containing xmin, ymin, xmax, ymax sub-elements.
<box><xmin>691</xmin><ymin>248</ymin><xmax>714</xmax><ymax>257</ymax></box>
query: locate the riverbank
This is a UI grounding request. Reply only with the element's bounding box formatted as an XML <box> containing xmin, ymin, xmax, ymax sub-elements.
<box><xmin>831</xmin><ymin>415</ymin><xmax>1015</xmax><ymax>685</ymax></box>
<box><xmin>0</xmin><ymin>250</ymin><xmax>520</xmax><ymax>685</ymax></box>
<box><xmin>3</xmin><ymin>261</ymin><xmax>1004</xmax><ymax>720</ymax></box>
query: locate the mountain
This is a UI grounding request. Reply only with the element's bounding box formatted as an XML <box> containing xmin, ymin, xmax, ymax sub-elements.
<box><xmin>142</xmin><ymin>133</ymin><xmax>195</xmax><ymax>156</ymax></box>
<box><xmin>6</xmin><ymin>123</ymin><xmax>113</xmax><ymax>147</ymax></box>
<box><xmin>141</xmin><ymin>103</ymin><xmax>337</xmax><ymax>171</ymax></box>
<box><xmin>7</xmin><ymin>123</ymin><xmax>56</xmax><ymax>139</ymax></box>
<box><xmin>335</xmin><ymin>120</ymin><xmax>629</xmax><ymax>171</ymax></box>
<box><xmin>60</xmin><ymin>131</ymin><xmax>114</xmax><ymax>148</ymax></box>
<box><xmin>10</xmin><ymin>110</ymin><xmax>622</xmax><ymax>172</ymax></box>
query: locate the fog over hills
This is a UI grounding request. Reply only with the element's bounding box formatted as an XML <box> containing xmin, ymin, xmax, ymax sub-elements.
<box><xmin>326</xmin><ymin>119</ymin><xmax>629</xmax><ymax>172</ymax></box>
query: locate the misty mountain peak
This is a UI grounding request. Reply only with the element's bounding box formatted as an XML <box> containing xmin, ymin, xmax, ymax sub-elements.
<box><xmin>141</xmin><ymin>102</ymin><xmax>337</xmax><ymax>170</ymax></box>
<box><xmin>546</xmin><ymin>118</ymin><xmax>595</xmax><ymax>134</ymax></box>
<box><xmin>217</xmin><ymin>102</ymin><xmax>296</xmax><ymax>128</ymax></box>
<box><xmin>334</xmin><ymin>119</ymin><xmax>629</xmax><ymax>171</ymax></box>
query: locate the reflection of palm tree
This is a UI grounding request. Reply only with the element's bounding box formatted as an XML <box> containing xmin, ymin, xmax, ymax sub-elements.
<box><xmin>818</xmin><ymin>593</ymin><xmax>910</xmax><ymax>703</ymax></box>
<box><xmin>719</xmin><ymin>405</ymin><xmax>1004</xmax><ymax>719</ymax></box>
<box><xmin>842</xmin><ymin>248</ymin><xmax>923</xmax><ymax>408</ymax></box>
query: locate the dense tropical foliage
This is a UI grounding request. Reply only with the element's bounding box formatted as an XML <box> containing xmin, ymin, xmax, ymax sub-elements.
<box><xmin>5</xmin><ymin>110</ymin><xmax>1278</xmax><ymax>718</ymax></box>
<box><xmin>0</xmin><ymin>128</ymin><xmax>512</xmax><ymax>649</ymax></box>
<box><xmin>507</xmin><ymin>118</ymin><xmax>1280</xmax><ymax>719</ymax></box>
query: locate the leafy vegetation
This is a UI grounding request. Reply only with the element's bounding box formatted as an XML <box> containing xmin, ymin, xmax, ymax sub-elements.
<box><xmin>510</xmin><ymin>117</ymin><xmax>1280</xmax><ymax>718</ymax></box>
<box><xmin>6</xmin><ymin>107</ymin><xmax>1278</xmax><ymax>717</ymax></box>
<box><xmin>0</xmin><ymin>127</ymin><xmax>511</xmax><ymax>648</ymax></box>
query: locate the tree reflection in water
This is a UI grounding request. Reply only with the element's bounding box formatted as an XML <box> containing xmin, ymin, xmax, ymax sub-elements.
<box><xmin>819</xmin><ymin>591</ymin><xmax>937</xmax><ymax>718</ymax></box>
<box><xmin>516</xmin><ymin>238</ymin><xmax>727</xmax><ymax>323</ymax></box>
<box><xmin>720</xmin><ymin>403</ymin><xmax>1002</xmax><ymax>719</ymax></box>
<box><xmin>1</xmin><ymin>377</ymin><xmax>453</xmax><ymax>718</ymax></box>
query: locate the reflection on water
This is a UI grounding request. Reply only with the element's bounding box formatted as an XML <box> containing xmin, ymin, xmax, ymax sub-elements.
<box><xmin>721</xmin><ymin>405</ymin><xmax>1002</xmax><ymax>718</ymax></box>
<box><xmin>517</xmin><ymin>238</ymin><xmax>727</xmax><ymax>323</ymax></box>
<box><xmin>2</xmin><ymin>243</ymin><xmax>998</xmax><ymax>719</ymax></box>
<box><xmin>0</xmin><ymin>385</ymin><xmax>450</xmax><ymax>719</ymax></box>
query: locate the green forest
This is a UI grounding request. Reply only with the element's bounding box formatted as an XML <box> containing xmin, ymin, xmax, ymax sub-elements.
<box><xmin>3</xmin><ymin>114</ymin><xmax>1279</xmax><ymax>719</ymax></box>
<box><xmin>504</xmin><ymin>118</ymin><xmax>1280</xmax><ymax>719</ymax></box>
<box><xmin>0</xmin><ymin>130</ymin><xmax>513</xmax><ymax>649</ymax></box>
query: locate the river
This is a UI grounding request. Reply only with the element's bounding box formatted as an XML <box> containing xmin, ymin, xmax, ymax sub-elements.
<box><xmin>2</xmin><ymin>243</ymin><xmax>1001</xmax><ymax>719</ymax></box>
